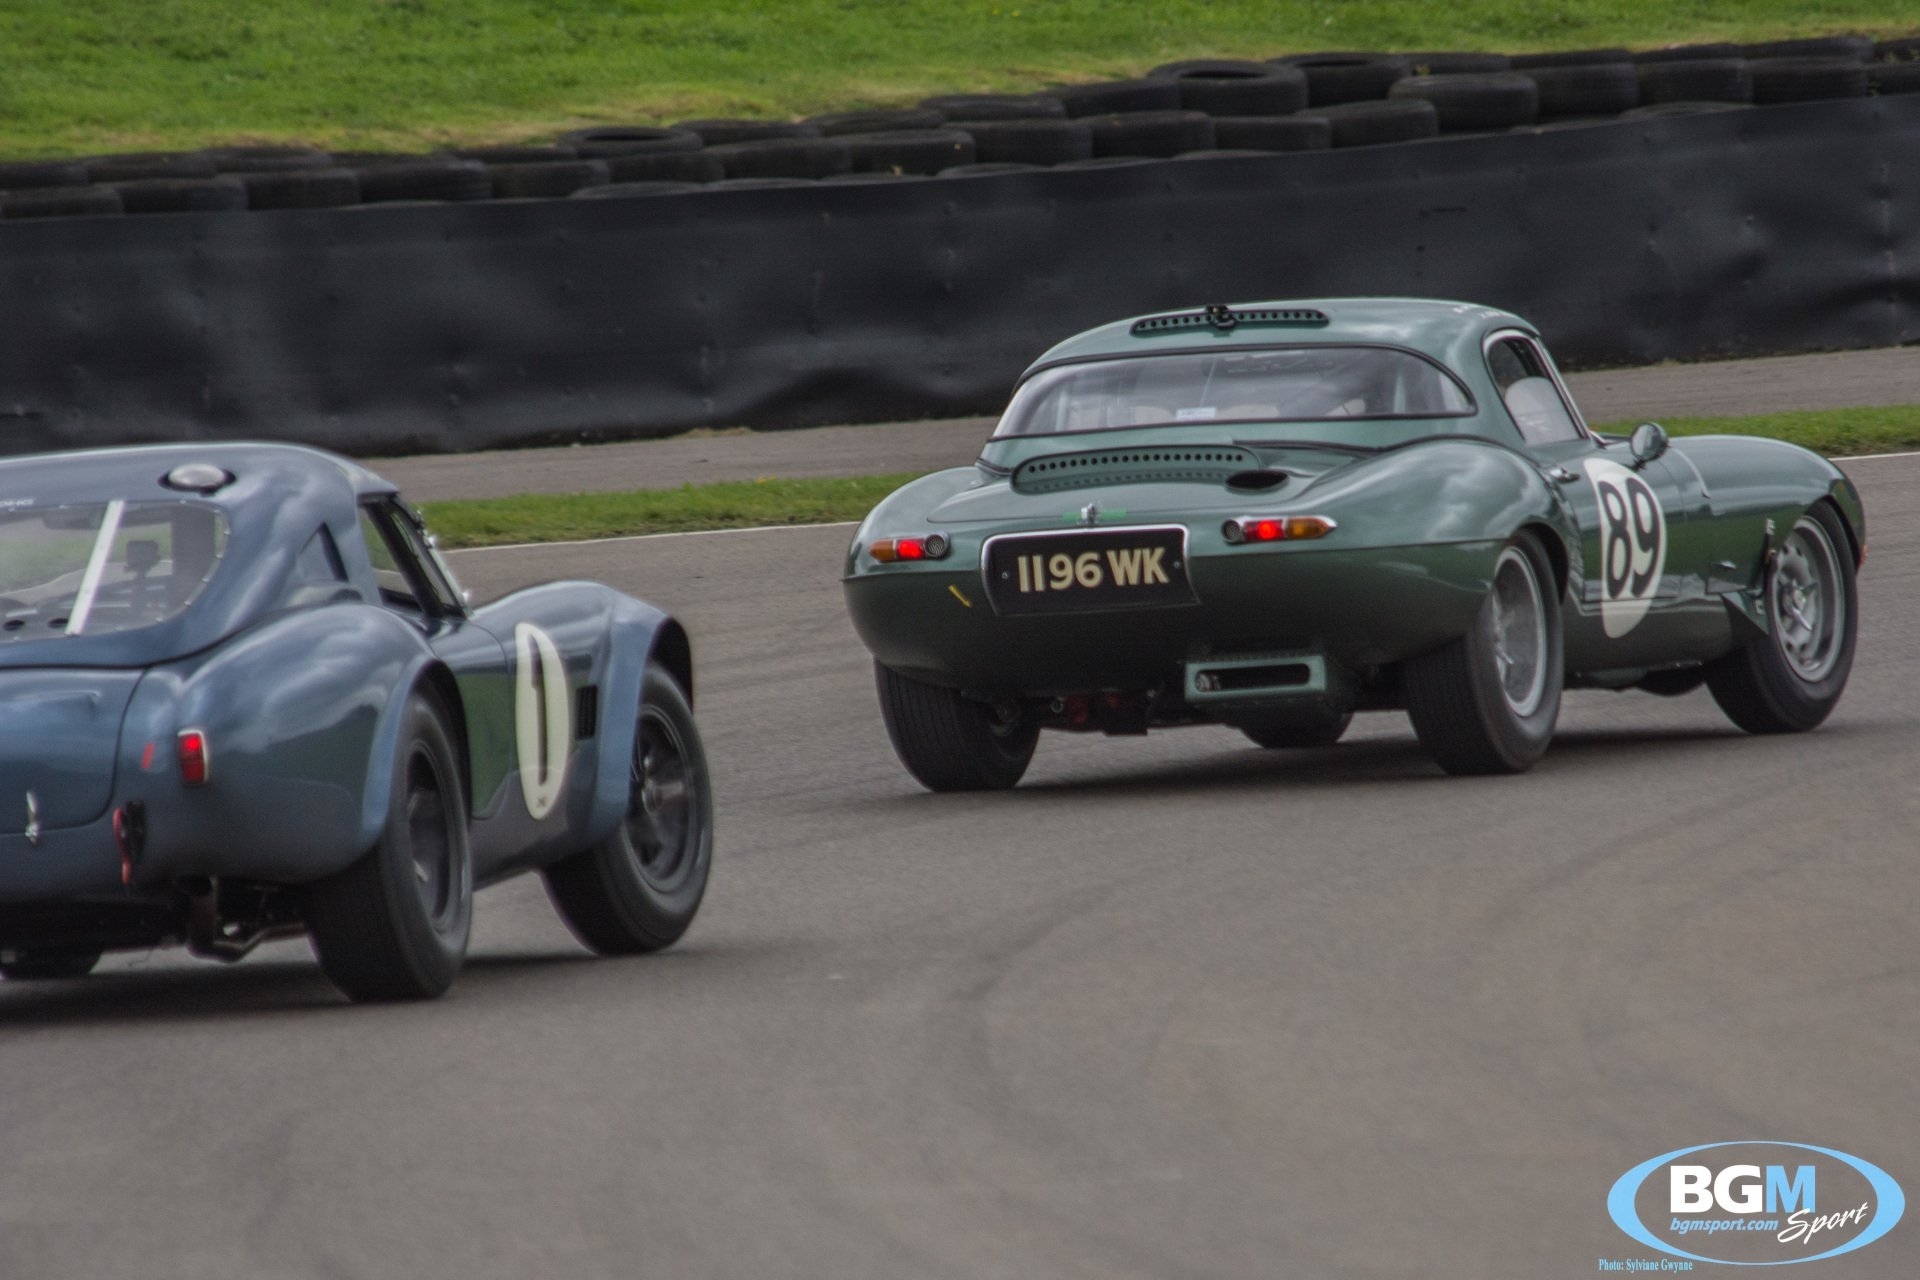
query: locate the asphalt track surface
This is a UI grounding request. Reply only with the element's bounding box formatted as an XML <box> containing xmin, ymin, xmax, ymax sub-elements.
<box><xmin>2</xmin><ymin>366</ymin><xmax>1917</xmax><ymax>1278</ymax></box>
<box><xmin>377</xmin><ymin>346</ymin><xmax>1920</xmax><ymax>501</ymax></box>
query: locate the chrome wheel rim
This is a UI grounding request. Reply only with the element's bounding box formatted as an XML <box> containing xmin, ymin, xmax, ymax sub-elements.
<box><xmin>1772</xmin><ymin>516</ymin><xmax>1844</xmax><ymax>683</ymax></box>
<box><xmin>629</xmin><ymin>707</ymin><xmax>696</xmax><ymax>887</ymax></box>
<box><xmin>1488</xmin><ymin>546</ymin><xmax>1548</xmax><ymax>717</ymax></box>
<box><xmin>406</xmin><ymin>749</ymin><xmax>457</xmax><ymax>930</ymax></box>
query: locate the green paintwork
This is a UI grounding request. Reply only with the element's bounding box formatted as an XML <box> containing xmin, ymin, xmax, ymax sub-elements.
<box><xmin>843</xmin><ymin>299</ymin><xmax>1865</xmax><ymax>718</ymax></box>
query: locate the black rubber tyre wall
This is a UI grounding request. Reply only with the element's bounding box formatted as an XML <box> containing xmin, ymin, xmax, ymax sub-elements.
<box><xmin>1147</xmin><ymin>62</ymin><xmax>1309</xmax><ymax>116</ymax></box>
<box><xmin>1638</xmin><ymin>58</ymin><xmax>1755</xmax><ymax>104</ymax></box>
<box><xmin>707</xmin><ymin>138</ymin><xmax>851</xmax><ymax>179</ymax></box>
<box><xmin>487</xmin><ymin>159</ymin><xmax>610</xmax><ymax>198</ymax></box>
<box><xmin>113</xmin><ymin>177</ymin><xmax>249</xmax><ymax>213</ymax></box>
<box><xmin>1749</xmin><ymin>57</ymin><xmax>1870</xmax><ymax>104</ymax></box>
<box><xmin>1403</xmin><ymin>532</ymin><xmax>1564</xmax><ymax>775</ymax></box>
<box><xmin>1045</xmin><ymin>78</ymin><xmax>1183</xmax><ymax>117</ymax></box>
<box><xmin>543</xmin><ymin>664</ymin><xmax>712</xmax><ymax>955</ymax></box>
<box><xmin>305</xmin><ymin>692</ymin><xmax>473</xmax><ymax>1002</ymax></box>
<box><xmin>357</xmin><ymin>160</ymin><xmax>493</xmax><ymax>202</ymax></box>
<box><xmin>1389</xmin><ymin>73</ymin><xmax>1540</xmax><ymax>129</ymax></box>
<box><xmin>920</xmin><ymin>93</ymin><xmax>1066</xmax><ymax>120</ymax></box>
<box><xmin>205</xmin><ymin>146</ymin><xmax>334</xmax><ymax>173</ymax></box>
<box><xmin>1742</xmin><ymin>35</ymin><xmax>1874</xmax><ymax>62</ymax></box>
<box><xmin>949</xmin><ymin>119</ymin><xmax>1092</xmax><ymax>164</ymax></box>
<box><xmin>561</xmin><ymin>126</ymin><xmax>703</xmax><ymax>158</ymax></box>
<box><xmin>672</xmin><ymin>118</ymin><xmax>821</xmax><ymax>145</ymax></box>
<box><xmin>242</xmin><ymin>168</ymin><xmax>362</xmax><ymax>210</ymax></box>
<box><xmin>1085</xmin><ymin>110</ymin><xmax>1216</xmax><ymax>157</ymax></box>
<box><xmin>1524</xmin><ymin>63</ymin><xmax>1641</xmax><ymax>115</ymax></box>
<box><xmin>1211</xmin><ymin>116</ymin><xmax>1333</xmax><ymax>151</ymax></box>
<box><xmin>1511</xmin><ymin>48</ymin><xmax>1632</xmax><ymax>70</ymax></box>
<box><xmin>808</xmin><ymin>108</ymin><xmax>947</xmax><ymax>135</ymax></box>
<box><xmin>875</xmin><ymin>662</ymin><xmax>1038</xmax><ymax>792</ymax></box>
<box><xmin>0</xmin><ymin>161</ymin><xmax>89</xmax><ymax>189</ymax></box>
<box><xmin>1403</xmin><ymin>51</ymin><xmax>1513</xmax><ymax>75</ymax></box>
<box><xmin>1299</xmin><ymin>99</ymin><xmax>1439</xmax><ymax>146</ymax></box>
<box><xmin>1706</xmin><ymin>504</ymin><xmax>1858</xmax><ymax>734</ymax></box>
<box><xmin>1271</xmin><ymin>52</ymin><xmax>1412</xmax><ymax>106</ymax></box>
<box><xmin>604</xmin><ymin>150</ymin><xmax>725</xmax><ymax>183</ymax></box>
<box><xmin>841</xmin><ymin>129</ymin><xmax>976</xmax><ymax>174</ymax></box>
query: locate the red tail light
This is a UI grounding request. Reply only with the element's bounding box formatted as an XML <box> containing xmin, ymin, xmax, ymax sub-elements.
<box><xmin>1222</xmin><ymin>515</ymin><xmax>1337</xmax><ymax>545</ymax></box>
<box><xmin>177</xmin><ymin>728</ymin><xmax>210</xmax><ymax>787</ymax></box>
<box><xmin>869</xmin><ymin>532</ymin><xmax>952</xmax><ymax>563</ymax></box>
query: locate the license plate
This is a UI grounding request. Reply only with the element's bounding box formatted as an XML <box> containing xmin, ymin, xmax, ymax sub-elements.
<box><xmin>982</xmin><ymin>526</ymin><xmax>1195</xmax><ymax>615</ymax></box>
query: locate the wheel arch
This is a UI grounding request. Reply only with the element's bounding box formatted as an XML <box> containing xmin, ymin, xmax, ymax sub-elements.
<box><xmin>648</xmin><ymin>617</ymin><xmax>694</xmax><ymax>709</ymax></box>
<box><xmin>1515</xmin><ymin>519</ymin><xmax>1571</xmax><ymax>601</ymax></box>
<box><xmin>413</xmin><ymin>660</ymin><xmax>473</xmax><ymax>818</ymax></box>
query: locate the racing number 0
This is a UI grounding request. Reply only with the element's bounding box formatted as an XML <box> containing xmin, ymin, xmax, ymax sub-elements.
<box><xmin>513</xmin><ymin>621</ymin><xmax>572</xmax><ymax>820</ymax></box>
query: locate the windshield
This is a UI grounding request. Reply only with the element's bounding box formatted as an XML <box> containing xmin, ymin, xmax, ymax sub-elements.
<box><xmin>0</xmin><ymin>501</ymin><xmax>229</xmax><ymax>645</ymax></box>
<box><xmin>995</xmin><ymin>346</ymin><xmax>1475</xmax><ymax>438</ymax></box>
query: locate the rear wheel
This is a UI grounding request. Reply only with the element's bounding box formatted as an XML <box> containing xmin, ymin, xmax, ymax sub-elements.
<box><xmin>1706</xmin><ymin>505</ymin><xmax>1857</xmax><ymax>733</ymax></box>
<box><xmin>305</xmin><ymin>692</ymin><xmax>472</xmax><ymax>1001</ymax></box>
<box><xmin>1404</xmin><ymin>533</ymin><xmax>1564</xmax><ymax>774</ymax></box>
<box><xmin>875</xmin><ymin>662</ymin><xmax>1038</xmax><ymax>791</ymax></box>
<box><xmin>544</xmin><ymin>663</ymin><xmax>713</xmax><ymax>954</ymax></box>
<box><xmin>0</xmin><ymin>949</ymin><xmax>100</xmax><ymax>981</ymax></box>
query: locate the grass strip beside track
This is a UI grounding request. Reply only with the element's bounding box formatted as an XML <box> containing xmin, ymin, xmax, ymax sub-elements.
<box><xmin>2</xmin><ymin>3</ymin><xmax>1916</xmax><ymax>156</ymax></box>
<box><xmin>418</xmin><ymin>406</ymin><xmax>1920</xmax><ymax>548</ymax></box>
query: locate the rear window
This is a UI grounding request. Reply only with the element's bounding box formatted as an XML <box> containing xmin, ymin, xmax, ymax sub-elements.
<box><xmin>0</xmin><ymin>501</ymin><xmax>229</xmax><ymax>644</ymax></box>
<box><xmin>994</xmin><ymin>345</ymin><xmax>1474</xmax><ymax>438</ymax></box>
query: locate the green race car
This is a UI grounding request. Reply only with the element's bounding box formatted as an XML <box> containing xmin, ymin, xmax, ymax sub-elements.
<box><xmin>842</xmin><ymin>299</ymin><xmax>1864</xmax><ymax>790</ymax></box>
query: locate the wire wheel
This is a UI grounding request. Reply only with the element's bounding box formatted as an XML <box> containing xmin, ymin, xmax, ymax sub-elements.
<box><xmin>1488</xmin><ymin>545</ymin><xmax>1548</xmax><ymax>717</ymax></box>
<box><xmin>1769</xmin><ymin>515</ymin><xmax>1845</xmax><ymax>683</ymax></box>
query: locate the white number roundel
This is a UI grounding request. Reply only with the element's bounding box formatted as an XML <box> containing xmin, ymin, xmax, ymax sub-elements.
<box><xmin>513</xmin><ymin>622</ymin><xmax>572</xmax><ymax>820</ymax></box>
<box><xmin>1583</xmin><ymin>457</ymin><xmax>1667</xmax><ymax>638</ymax></box>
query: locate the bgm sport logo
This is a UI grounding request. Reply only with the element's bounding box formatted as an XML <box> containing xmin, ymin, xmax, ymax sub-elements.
<box><xmin>1608</xmin><ymin>1142</ymin><xmax>1903</xmax><ymax>1266</ymax></box>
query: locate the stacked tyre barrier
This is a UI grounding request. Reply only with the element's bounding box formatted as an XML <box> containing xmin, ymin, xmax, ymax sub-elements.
<box><xmin>4</xmin><ymin>35</ymin><xmax>1916</xmax><ymax>218</ymax></box>
<box><xmin>0</xmin><ymin>36</ymin><xmax>1917</xmax><ymax>454</ymax></box>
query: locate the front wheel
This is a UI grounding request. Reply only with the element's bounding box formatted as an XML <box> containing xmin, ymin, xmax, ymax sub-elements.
<box><xmin>875</xmin><ymin>662</ymin><xmax>1038</xmax><ymax>791</ymax></box>
<box><xmin>544</xmin><ymin>663</ymin><xmax>713</xmax><ymax>954</ymax></box>
<box><xmin>1706</xmin><ymin>504</ymin><xmax>1857</xmax><ymax>733</ymax></box>
<box><xmin>1404</xmin><ymin>533</ymin><xmax>1564</xmax><ymax>775</ymax></box>
<box><xmin>305</xmin><ymin>691</ymin><xmax>473</xmax><ymax>1001</ymax></box>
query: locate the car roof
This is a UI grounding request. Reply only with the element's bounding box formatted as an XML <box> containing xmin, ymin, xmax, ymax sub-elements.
<box><xmin>0</xmin><ymin>441</ymin><xmax>397</xmax><ymax>505</ymax></box>
<box><xmin>1023</xmin><ymin>297</ymin><xmax>1536</xmax><ymax>379</ymax></box>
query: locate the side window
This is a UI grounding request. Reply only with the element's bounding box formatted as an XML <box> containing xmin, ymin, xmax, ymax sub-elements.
<box><xmin>359</xmin><ymin>507</ymin><xmax>420</xmax><ymax>611</ymax></box>
<box><xmin>295</xmin><ymin>526</ymin><xmax>347</xmax><ymax>584</ymax></box>
<box><xmin>358</xmin><ymin>501</ymin><xmax>464</xmax><ymax>617</ymax></box>
<box><xmin>1488</xmin><ymin>337</ymin><xmax>1583</xmax><ymax>446</ymax></box>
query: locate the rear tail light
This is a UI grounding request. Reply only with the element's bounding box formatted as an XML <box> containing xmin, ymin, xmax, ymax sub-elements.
<box><xmin>869</xmin><ymin>532</ymin><xmax>951</xmax><ymax>562</ymax></box>
<box><xmin>1221</xmin><ymin>515</ymin><xmax>1337</xmax><ymax>545</ymax></box>
<box><xmin>177</xmin><ymin>728</ymin><xmax>210</xmax><ymax>787</ymax></box>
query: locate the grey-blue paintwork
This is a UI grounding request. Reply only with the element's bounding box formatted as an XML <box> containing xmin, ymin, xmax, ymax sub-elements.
<box><xmin>0</xmin><ymin>443</ymin><xmax>691</xmax><ymax>913</ymax></box>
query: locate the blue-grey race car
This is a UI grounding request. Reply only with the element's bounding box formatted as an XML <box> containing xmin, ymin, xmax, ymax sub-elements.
<box><xmin>0</xmin><ymin>443</ymin><xmax>710</xmax><ymax>1001</ymax></box>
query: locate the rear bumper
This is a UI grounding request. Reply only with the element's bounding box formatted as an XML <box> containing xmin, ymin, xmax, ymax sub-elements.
<box><xmin>0</xmin><ymin>817</ymin><xmax>132</xmax><ymax>902</ymax></box>
<box><xmin>845</xmin><ymin>540</ymin><xmax>1497</xmax><ymax>696</ymax></box>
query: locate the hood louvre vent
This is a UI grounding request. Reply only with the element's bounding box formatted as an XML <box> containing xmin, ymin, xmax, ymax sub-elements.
<box><xmin>1012</xmin><ymin>446</ymin><xmax>1262</xmax><ymax>494</ymax></box>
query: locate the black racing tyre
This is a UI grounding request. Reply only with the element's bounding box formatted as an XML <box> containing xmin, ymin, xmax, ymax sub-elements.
<box><xmin>242</xmin><ymin>167</ymin><xmax>361</xmax><ymax>210</ymax></box>
<box><xmin>808</xmin><ymin>107</ymin><xmax>947</xmax><ymax>135</ymax></box>
<box><xmin>1511</xmin><ymin>48</ymin><xmax>1632</xmax><ymax>70</ymax></box>
<box><xmin>1085</xmin><ymin>109</ymin><xmax>1216</xmax><ymax>157</ymax></box>
<box><xmin>574</xmin><ymin>180</ymin><xmax>702</xmax><ymax>198</ymax></box>
<box><xmin>1147</xmin><ymin>61</ymin><xmax>1309</xmax><ymax>116</ymax></box>
<box><xmin>1742</xmin><ymin>35</ymin><xmax>1874</xmax><ymax>62</ymax></box>
<box><xmin>1211</xmin><ymin>115</ymin><xmax>1333</xmax><ymax>151</ymax></box>
<box><xmin>1404</xmin><ymin>533</ymin><xmax>1564</xmax><ymax>775</ymax></box>
<box><xmin>604</xmin><ymin>150</ymin><xmax>724</xmax><ymax>183</ymax></box>
<box><xmin>113</xmin><ymin>177</ymin><xmax>248</xmax><ymax>213</ymax></box>
<box><xmin>1749</xmin><ymin>56</ymin><xmax>1870</xmax><ymax>103</ymax></box>
<box><xmin>560</xmin><ymin>126</ymin><xmax>703</xmax><ymax>159</ymax></box>
<box><xmin>1524</xmin><ymin>63</ymin><xmax>1641</xmax><ymax>115</ymax></box>
<box><xmin>1638</xmin><ymin>58</ymin><xmax>1754</xmax><ymax>105</ymax></box>
<box><xmin>1872</xmin><ymin>62</ymin><xmax>1920</xmax><ymax>94</ymax></box>
<box><xmin>1620</xmin><ymin>100</ymin><xmax>1750</xmax><ymax>120</ymax></box>
<box><xmin>841</xmin><ymin>128</ymin><xmax>975</xmax><ymax>173</ymax></box>
<box><xmin>1389</xmin><ymin>72</ymin><xmax>1539</xmax><ymax>129</ymax></box>
<box><xmin>0</xmin><ymin>949</ymin><xmax>102</xmax><ymax>981</ymax></box>
<box><xmin>454</xmin><ymin>144</ymin><xmax>580</xmax><ymax>163</ymax></box>
<box><xmin>950</xmin><ymin>118</ymin><xmax>1092</xmax><ymax>164</ymax></box>
<box><xmin>0</xmin><ymin>160</ymin><xmax>88</xmax><ymax>189</ymax></box>
<box><xmin>85</xmin><ymin>152</ymin><xmax>217</xmax><ymax>183</ymax></box>
<box><xmin>486</xmin><ymin>159</ymin><xmax>609</xmax><ymax>198</ymax></box>
<box><xmin>1706</xmin><ymin>504</ymin><xmax>1857</xmax><ymax>734</ymax></box>
<box><xmin>671</xmin><ymin>118</ymin><xmax>821</xmax><ymax>145</ymax></box>
<box><xmin>544</xmin><ymin>663</ymin><xmax>712</xmax><ymax>955</ymax></box>
<box><xmin>1300</xmin><ymin>99</ymin><xmax>1440</xmax><ymax>146</ymax></box>
<box><xmin>921</xmin><ymin>92</ymin><xmax>1066</xmax><ymax>121</ymax></box>
<box><xmin>876</xmin><ymin>663</ymin><xmax>1038</xmax><ymax>792</ymax></box>
<box><xmin>1</xmin><ymin>185</ymin><xmax>123</xmax><ymax>218</ymax></box>
<box><xmin>707</xmin><ymin>137</ymin><xmax>851</xmax><ymax>179</ymax></box>
<box><xmin>1634</xmin><ymin>42</ymin><xmax>1741</xmax><ymax>64</ymax></box>
<box><xmin>204</xmin><ymin>146</ymin><xmax>334</xmax><ymax>173</ymax></box>
<box><xmin>1236</xmin><ymin>709</ymin><xmax>1353</xmax><ymax>749</ymax></box>
<box><xmin>1045</xmin><ymin>78</ymin><xmax>1183</xmax><ymax>117</ymax></box>
<box><xmin>357</xmin><ymin>160</ymin><xmax>492</xmax><ymax>202</ymax></box>
<box><xmin>1403</xmin><ymin>51</ymin><xmax>1513</xmax><ymax>75</ymax></box>
<box><xmin>936</xmin><ymin>161</ymin><xmax>1045</xmax><ymax>177</ymax></box>
<box><xmin>1271</xmin><ymin>52</ymin><xmax>1412</xmax><ymax>106</ymax></box>
<box><xmin>305</xmin><ymin>692</ymin><xmax>472</xmax><ymax>1001</ymax></box>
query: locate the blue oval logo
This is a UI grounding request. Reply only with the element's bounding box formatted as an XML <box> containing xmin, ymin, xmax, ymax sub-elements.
<box><xmin>1609</xmin><ymin>1142</ymin><xmax>1903</xmax><ymax>1265</ymax></box>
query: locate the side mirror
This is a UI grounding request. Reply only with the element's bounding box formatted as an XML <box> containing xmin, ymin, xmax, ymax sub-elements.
<box><xmin>1629</xmin><ymin>421</ymin><xmax>1669</xmax><ymax>466</ymax></box>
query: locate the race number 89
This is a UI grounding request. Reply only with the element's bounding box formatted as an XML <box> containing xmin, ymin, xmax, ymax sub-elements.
<box><xmin>1596</xmin><ymin>472</ymin><xmax>1662</xmax><ymax>600</ymax></box>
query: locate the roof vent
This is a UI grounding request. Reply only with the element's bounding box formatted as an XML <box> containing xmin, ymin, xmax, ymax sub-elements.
<box><xmin>161</xmin><ymin>463</ymin><xmax>233</xmax><ymax>494</ymax></box>
<box><xmin>1130</xmin><ymin>306</ymin><xmax>1330</xmax><ymax>336</ymax></box>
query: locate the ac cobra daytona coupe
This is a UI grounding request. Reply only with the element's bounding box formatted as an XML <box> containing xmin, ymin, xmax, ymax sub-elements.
<box><xmin>844</xmin><ymin>299</ymin><xmax>1864</xmax><ymax>789</ymax></box>
<box><xmin>0</xmin><ymin>444</ymin><xmax>711</xmax><ymax>1000</ymax></box>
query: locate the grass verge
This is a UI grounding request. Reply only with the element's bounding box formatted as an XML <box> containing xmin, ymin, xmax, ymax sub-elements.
<box><xmin>1</xmin><ymin>3</ymin><xmax>1915</xmax><ymax>156</ymax></box>
<box><xmin>420</xmin><ymin>406</ymin><xmax>1917</xmax><ymax>549</ymax></box>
